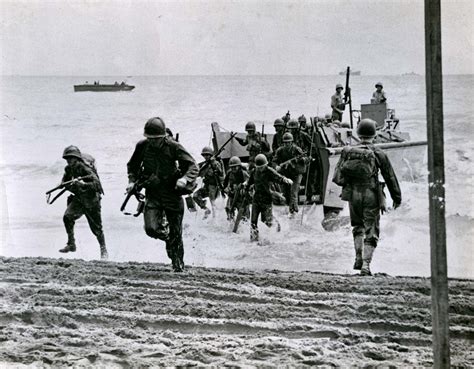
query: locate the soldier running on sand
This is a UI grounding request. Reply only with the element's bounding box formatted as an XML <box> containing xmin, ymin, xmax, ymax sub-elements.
<box><xmin>127</xmin><ymin>117</ymin><xmax>198</xmax><ymax>272</ymax></box>
<box><xmin>193</xmin><ymin>146</ymin><xmax>225</xmax><ymax>219</ymax></box>
<box><xmin>333</xmin><ymin>118</ymin><xmax>401</xmax><ymax>276</ymax></box>
<box><xmin>59</xmin><ymin>145</ymin><xmax>108</xmax><ymax>260</ymax></box>
<box><xmin>247</xmin><ymin>154</ymin><xmax>293</xmax><ymax>242</ymax></box>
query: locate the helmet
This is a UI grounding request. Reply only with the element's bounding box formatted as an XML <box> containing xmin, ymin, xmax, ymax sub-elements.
<box><xmin>336</xmin><ymin>83</ymin><xmax>344</xmax><ymax>90</ymax></box>
<box><xmin>287</xmin><ymin>119</ymin><xmax>299</xmax><ymax>129</ymax></box>
<box><xmin>375</xmin><ymin>82</ymin><xmax>383</xmax><ymax>88</ymax></box>
<box><xmin>273</xmin><ymin>118</ymin><xmax>285</xmax><ymax>127</ymax></box>
<box><xmin>298</xmin><ymin>115</ymin><xmax>307</xmax><ymax>123</ymax></box>
<box><xmin>255</xmin><ymin>154</ymin><xmax>268</xmax><ymax>167</ymax></box>
<box><xmin>357</xmin><ymin>118</ymin><xmax>377</xmax><ymax>138</ymax></box>
<box><xmin>341</xmin><ymin>122</ymin><xmax>351</xmax><ymax>128</ymax></box>
<box><xmin>144</xmin><ymin>117</ymin><xmax>166</xmax><ymax>138</ymax></box>
<box><xmin>332</xmin><ymin>120</ymin><xmax>341</xmax><ymax>126</ymax></box>
<box><xmin>201</xmin><ymin>146</ymin><xmax>214</xmax><ymax>156</ymax></box>
<box><xmin>62</xmin><ymin>145</ymin><xmax>82</xmax><ymax>160</ymax></box>
<box><xmin>229</xmin><ymin>156</ymin><xmax>242</xmax><ymax>167</ymax></box>
<box><xmin>282</xmin><ymin>132</ymin><xmax>294</xmax><ymax>142</ymax></box>
<box><xmin>245</xmin><ymin>121</ymin><xmax>256</xmax><ymax>131</ymax></box>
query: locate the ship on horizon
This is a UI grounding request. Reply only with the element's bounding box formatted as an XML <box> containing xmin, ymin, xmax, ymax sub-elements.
<box><xmin>74</xmin><ymin>81</ymin><xmax>135</xmax><ymax>92</ymax></box>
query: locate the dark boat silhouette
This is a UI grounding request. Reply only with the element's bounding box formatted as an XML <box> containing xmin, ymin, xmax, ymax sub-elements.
<box><xmin>74</xmin><ymin>81</ymin><xmax>135</xmax><ymax>92</ymax></box>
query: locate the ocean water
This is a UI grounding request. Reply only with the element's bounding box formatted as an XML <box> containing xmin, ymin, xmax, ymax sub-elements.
<box><xmin>0</xmin><ymin>75</ymin><xmax>473</xmax><ymax>278</ymax></box>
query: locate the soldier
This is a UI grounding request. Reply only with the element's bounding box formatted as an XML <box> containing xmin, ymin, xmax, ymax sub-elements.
<box><xmin>372</xmin><ymin>82</ymin><xmax>387</xmax><ymax>104</ymax></box>
<box><xmin>59</xmin><ymin>145</ymin><xmax>108</xmax><ymax>260</ymax></box>
<box><xmin>298</xmin><ymin>115</ymin><xmax>309</xmax><ymax>134</ymax></box>
<box><xmin>234</xmin><ymin>121</ymin><xmax>270</xmax><ymax>168</ymax></box>
<box><xmin>272</xmin><ymin>118</ymin><xmax>286</xmax><ymax>154</ymax></box>
<box><xmin>331</xmin><ymin>83</ymin><xmax>345</xmax><ymax>122</ymax></box>
<box><xmin>333</xmin><ymin>119</ymin><xmax>401</xmax><ymax>276</ymax></box>
<box><xmin>223</xmin><ymin>156</ymin><xmax>249</xmax><ymax>221</ymax></box>
<box><xmin>324</xmin><ymin>113</ymin><xmax>332</xmax><ymax>125</ymax></box>
<box><xmin>127</xmin><ymin>117</ymin><xmax>198</xmax><ymax>272</ymax></box>
<box><xmin>247</xmin><ymin>154</ymin><xmax>293</xmax><ymax>241</ymax></box>
<box><xmin>286</xmin><ymin>119</ymin><xmax>312</xmax><ymax>154</ymax></box>
<box><xmin>193</xmin><ymin>146</ymin><xmax>224</xmax><ymax>219</ymax></box>
<box><xmin>274</xmin><ymin>133</ymin><xmax>307</xmax><ymax>216</ymax></box>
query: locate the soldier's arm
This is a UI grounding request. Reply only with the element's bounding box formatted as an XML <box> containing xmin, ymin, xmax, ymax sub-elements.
<box><xmin>127</xmin><ymin>139</ymin><xmax>147</xmax><ymax>183</ymax></box>
<box><xmin>61</xmin><ymin>166</ymin><xmax>72</xmax><ymax>183</ymax></box>
<box><xmin>268</xmin><ymin>166</ymin><xmax>287</xmax><ymax>184</ymax></box>
<box><xmin>235</xmin><ymin>136</ymin><xmax>247</xmax><ymax>146</ymax></box>
<box><xmin>77</xmin><ymin>163</ymin><xmax>101</xmax><ymax>192</ymax></box>
<box><xmin>376</xmin><ymin>150</ymin><xmax>401</xmax><ymax>204</ymax></box>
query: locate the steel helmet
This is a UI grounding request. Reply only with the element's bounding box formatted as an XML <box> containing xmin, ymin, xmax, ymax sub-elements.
<box><xmin>287</xmin><ymin>119</ymin><xmax>299</xmax><ymax>129</ymax></box>
<box><xmin>375</xmin><ymin>82</ymin><xmax>383</xmax><ymax>88</ymax></box>
<box><xmin>201</xmin><ymin>146</ymin><xmax>214</xmax><ymax>156</ymax></box>
<box><xmin>273</xmin><ymin>118</ymin><xmax>285</xmax><ymax>127</ymax></box>
<box><xmin>335</xmin><ymin>83</ymin><xmax>344</xmax><ymax>90</ymax></box>
<box><xmin>341</xmin><ymin>122</ymin><xmax>351</xmax><ymax>128</ymax></box>
<box><xmin>245</xmin><ymin>121</ymin><xmax>256</xmax><ymax>131</ymax></box>
<box><xmin>325</xmin><ymin>114</ymin><xmax>332</xmax><ymax>120</ymax></box>
<box><xmin>255</xmin><ymin>154</ymin><xmax>268</xmax><ymax>167</ymax></box>
<box><xmin>332</xmin><ymin>120</ymin><xmax>341</xmax><ymax>126</ymax></box>
<box><xmin>229</xmin><ymin>156</ymin><xmax>242</xmax><ymax>167</ymax></box>
<box><xmin>298</xmin><ymin>115</ymin><xmax>307</xmax><ymax>123</ymax></box>
<box><xmin>62</xmin><ymin>145</ymin><xmax>82</xmax><ymax>160</ymax></box>
<box><xmin>282</xmin><ymin>132</ymin><xmax>294</xmax><ymax>142</ymax></box>
<box><xmin>144</xmin><ymin>117</ymin><xmax>166</xmax><ymax>138</ymax></box>
<box><xmin>357</xmin><ymin>118</ymin><xmax>377</xmax><ymax>138</ymax></box>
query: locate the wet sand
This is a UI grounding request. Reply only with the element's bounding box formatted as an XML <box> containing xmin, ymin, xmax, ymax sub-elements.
<box><xmin>0</xmin><ymin>256</ymin><xmax>473</xmax><ymax>367</ymax></box>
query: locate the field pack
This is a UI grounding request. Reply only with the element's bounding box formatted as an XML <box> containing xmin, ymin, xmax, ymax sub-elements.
<box><xmin>338</xmin><ymin>146</ymin><xmax>377</xmax><ymax>182</ymax></box>
<box><xmin>81</xmin><ymin>153</ymin><xmax>104</xmax><ymax>194</ymax></box>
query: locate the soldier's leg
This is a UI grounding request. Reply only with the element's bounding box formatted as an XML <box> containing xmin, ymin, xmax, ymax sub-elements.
<box><xmin>360</xmin><ymin>190</ymin><xmax>380</xmax><ymax>276</ymax></box>
<box><xmin>225</xmin><ymin>194</ymin><xmax>234</xmax><ymax>220</ymax></box>
<box><xmin>143</xmin><ymin>198</ymin><xmax>170</xmax><ymax>242</ymax></box>
<box><xmin>61</xmin><ymin>196</ymin><xmax>84</xmax><ymax>252</ymax></box>
<box><xmin>250</xmin><ymin>202</ymin><xmax>260</xmax><ymax>241</ymax></box>
<box><xmin>164</xmin><ymin>200</ymin><xmax>185</xmax><ymax>272</ymax></box>
<box><xmin>83</xmin><ymin>198</ymin><xmax>108</xmax><ymax>260</ymax></box>
<box><xmin>262</xmin><ymin>205</ymin><xmax>280</xmax><ymax>232</ymax></box>
<box><xmin>208</xmin><ymin>185</ymin><xmax>218</xmax><ymax>217</ymax></box>
<box><xmin>193</xmin><ymin>186</ymin><xmax>211</xmax><ymax>218</ymax></box>
<box><xmin>289</xmin><ymin>174</ymin><xmax>302</xmax><ymax>213</ymax></box>
<box><xmin>349</xmin><ymin>193</ymin><xmax>364</xmax><ymax>270</ymax></box>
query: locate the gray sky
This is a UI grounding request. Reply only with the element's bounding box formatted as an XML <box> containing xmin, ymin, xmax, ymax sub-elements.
<box><xmin>1</xmin><ymin>0</ymin><xmax>472</xmax><ymax>75</ymax></box>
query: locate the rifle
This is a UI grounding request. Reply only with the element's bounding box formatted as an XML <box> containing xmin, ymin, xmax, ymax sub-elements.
<box><xmin>276</xmin><ymin>154</ymin><xmax>308</xmax><ymax>172</ymax></box>
<box><xmin>46</xmin><ymin>175</ymin><xmax>94</xmax><ymax>204</ymax></box>
<box><xmin>344</xmin><ymin>66</ymin><xmax>354</xmax><ymax>129</ymax></box>
<box><xmin>120</xmin><ymin>177</ymin><xmax>146</xmax><ymax>216</ymax></box>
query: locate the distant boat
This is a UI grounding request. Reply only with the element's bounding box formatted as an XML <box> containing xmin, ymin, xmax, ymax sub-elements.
<box><xmin>339</xmin><ymin>70</ymin><xmax>361</xmax><ymax>76</ymax></box>
<box><xmin>402</xmin><ymin>72</ymin><xmax>420</xmax><ymax>76</ymax></box>
<box><xmin>74</xmin><ymin>81</ymin><xmax>135</xmax><ymax>92</ymax></box>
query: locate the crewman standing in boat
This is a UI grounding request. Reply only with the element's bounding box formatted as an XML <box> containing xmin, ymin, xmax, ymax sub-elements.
<box><xmin>331</xmin><ymin>84</ymin><xmax>345</xmax><ymax>122</ymax></box>
<box><xmin>59</xmin><ymin>146</ymin><xmax>108</xmax><ymax>260</ymax></box>
<box><xmin>272</xmin><ymin>118</ymin><xmax>286</xmax><ymax>154</ymax></box>
<box><xmin>126</xmin><ymin>117</ymin><xmax>198</xmax><ymax>272</ymax></box>
<box><xmin>332</xmin><ymin>119</ymin><xmax>401</xmax><ymax>276</ymax></box>
<box><xmin>372</xmin><ymin>82</ymin><xmax>387</xmax><ymax>104</ymax></box>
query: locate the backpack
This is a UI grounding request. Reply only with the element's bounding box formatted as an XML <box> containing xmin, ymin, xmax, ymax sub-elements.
<box><xmin>81</xmin><ymin>153</ymin><xmax>104</xmax><ymax>194</ymax></box>
<box><xmin>334</xmin><ymin>146</ymin><xmax>378</xmax><ymax>185</ymax></box>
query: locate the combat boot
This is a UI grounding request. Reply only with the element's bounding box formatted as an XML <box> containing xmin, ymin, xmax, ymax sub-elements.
<box><xmin>360</xmin><ymin>244</ymin><xmax>376</xmax><ymax>276</ymax></box>
<box><xmin>250</xmin><ymin>227</ymin><xmax>259</xmax><ymax>242</ymax></box>
<box><xmin>59</xmin><ymin>243</ymin><xmax>76</xmax><ymax>253</ymax></box>
<box><xmin>172</xmin><ymin>256</ymin><xmax>184</xmax><ymax>272</ymax></box>
<box><xmin>353</xmin><ymin>235</ymin><xmax>364</xmax><ymax>270</ymax></box>
<box><xmin>100</xmin><ymin>244</ymin><xmax>108</xmax><ymax>261</ymax></box>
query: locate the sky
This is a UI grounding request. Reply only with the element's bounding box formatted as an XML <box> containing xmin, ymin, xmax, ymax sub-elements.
<box><xmin>0</xmin><ymin>0</ymin><xmax>472</xmax><ymax>76</ymax></box>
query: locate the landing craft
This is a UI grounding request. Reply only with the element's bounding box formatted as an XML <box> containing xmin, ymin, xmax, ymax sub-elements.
<box><xmin>211</xmin><ymin>103</ymin><xmax>427</xmax><ymax>229</ymax></box>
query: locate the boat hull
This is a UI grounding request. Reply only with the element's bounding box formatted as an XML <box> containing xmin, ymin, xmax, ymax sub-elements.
<box><xmin>73</xmin><ymin>84</ymin><xmax>135</xmax><ymax>92</ymax></box>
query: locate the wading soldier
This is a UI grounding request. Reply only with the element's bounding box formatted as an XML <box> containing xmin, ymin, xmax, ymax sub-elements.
<box><xmin>127</xmin><ymin>117</ymin><xmax>198</xmax><ymax>272</ymax></box>
<box><xmin>59</xmin><ymin>145</ymin><xmax>108</xmax><ymax>260</ymax></box>
<box><xmin>247</xmin><ymin>154</ymin><xmax>293</xmax><ymax>241</ymax></box>
<box><xmin>331</xmin><ymin>83</ymin><xmax>345</xmax><ymax>122</ymax></box>
<box><xmin>272</xmin><ymin>118</ymin><xmax>286</xmax><ymax>154</ymax></box>
<box><xmin>234</xmin><ymin>121</ymin><xmax>270</xmax><ymax>169</ymax></box>
<box><xmin>223</xmin><ymin>156</ymin><xmax>249</xmax><ymax>221</ymax></box>
<box><xmin>193</xmin><ymin>146</ymin><xmax>224</xmax><ymax>219</ymax></box>
<box><xmin>286</xmin><ymin>119</ymin><xmax>312</xmax><ymax>154</ymax></box>
<box><xmin>333</xmin><ymin>119</ymin><xmax>401</xmax><ymax>276</ymax></box>
<box><xmin>274</xmin><ymin>133</ymin><xmax>307</xmax><ymax>216</ymax></box>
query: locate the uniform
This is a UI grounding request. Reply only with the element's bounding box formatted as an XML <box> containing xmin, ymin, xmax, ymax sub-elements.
<box><xmin>223</xmin><ymin>165</ymin><xmax>249</xmax><ymax>220</ymax></box>
<box><xmin>193</xmin><ymin>158</ymin><xmax>224</xmax><ymax>216</ymax></box>
<box><xmin>59</xmin><ymin>146</ymin><xmax>107</xmax><ymax>260</ymax></box>
<box><xmin>331</xmin><ymin>92</ymin><xmax>344</xmax><ymax>121</ymax></box>
<box><xmin>127</xmin><ymin>120</ymin><xmax>198</xmax><ymax>272</ymax></box>
<box><xmin>274</xmin><ymin>143</ymin><xmax>306</xmax><ymax>214</ymax></box>
<box><xmin>235</xmin><ymin>132</ymin><xmax>270</xmax><ymax>167</ymax></box>
<box><xmin>372</xmin><ymin>90</ymin><xmax>387</xmax><ymax>104</ymax></box>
